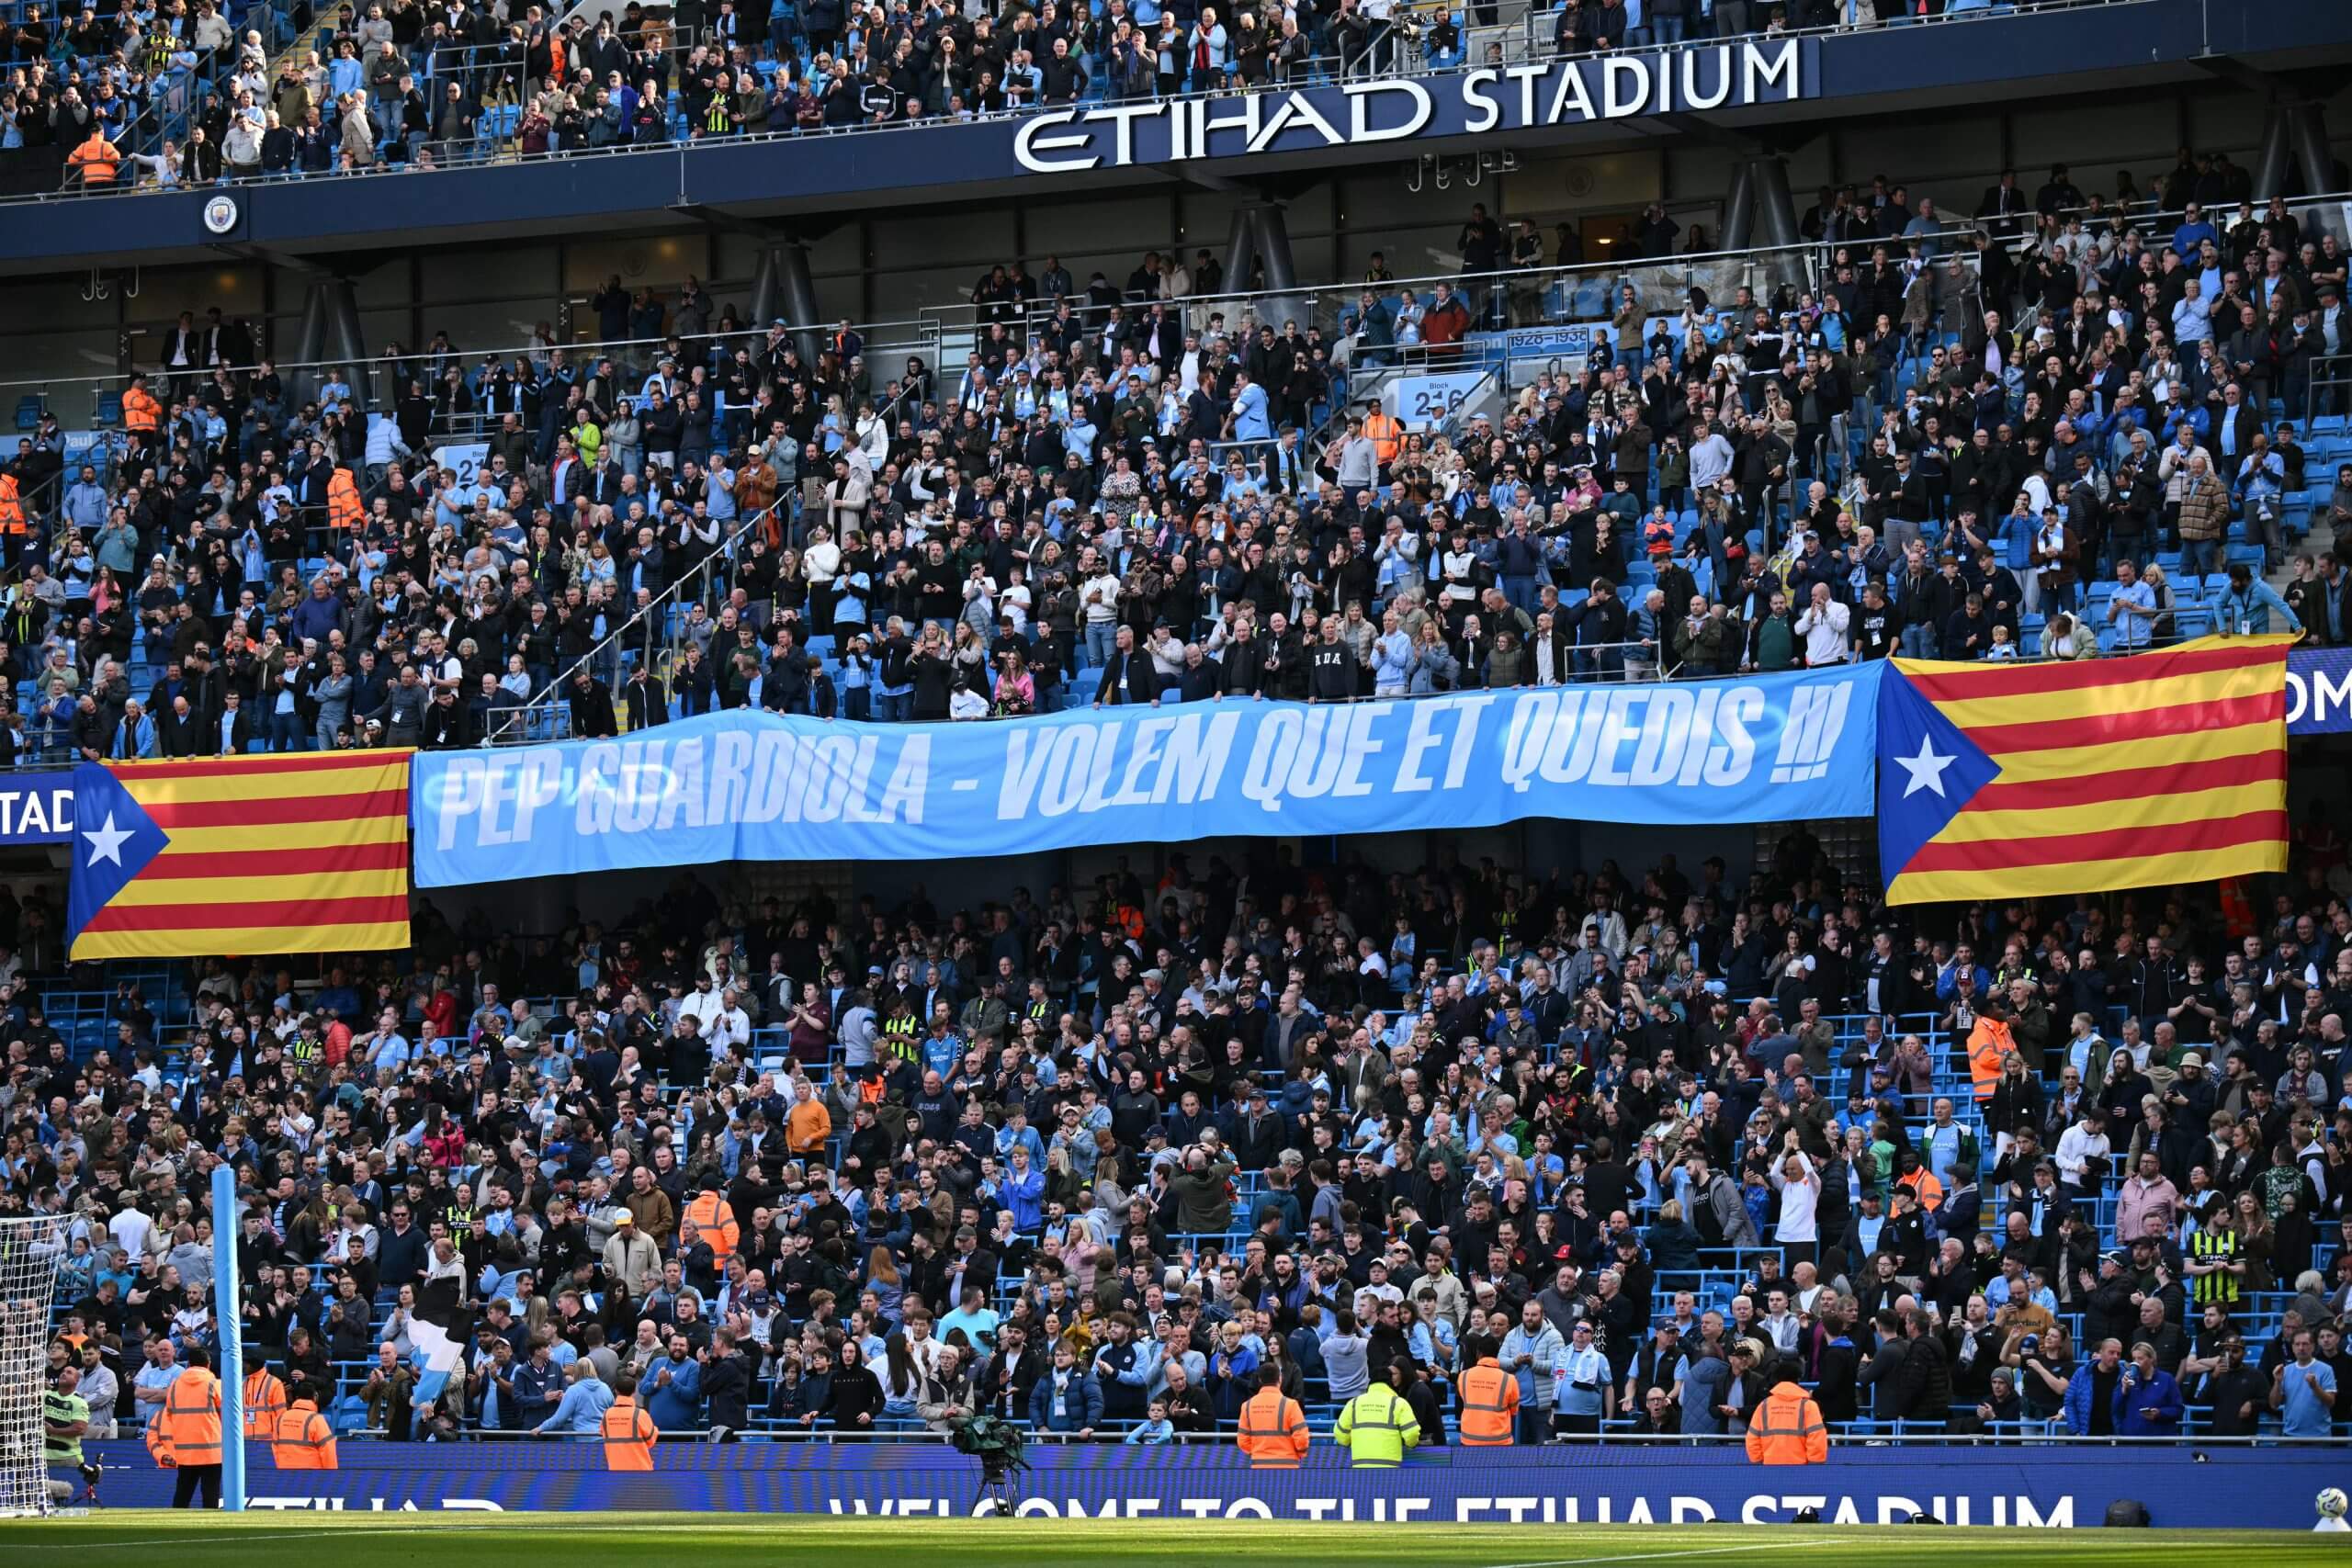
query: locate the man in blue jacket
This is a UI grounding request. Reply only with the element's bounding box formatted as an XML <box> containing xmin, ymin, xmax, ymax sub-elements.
<box><xmin>2064</xmin><ymin>1337</ymin><xmax>2124</xmax><ymax>1436</ymax></box>
<box><xmin>1028</xmin><ymin>1344</ymin><xmax>1102</xmax><ymax>1438</ymax></box>
<box><xmin>2214</xmin><ymin>562</ymin><xmax>2302</xmax><ymax>637</ymax></box>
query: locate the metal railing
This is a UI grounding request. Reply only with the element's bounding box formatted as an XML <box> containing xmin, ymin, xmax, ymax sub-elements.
<box><xmin>477</xmin><ymin>372</ymin><xmax>928</xmax><ymax>745</ymax></box>
<box><xmin>0</xmin><ymin>312</ymin><xmax>947</xmax><ymax>431</ymax></box>
<box><xmin>2306</xmin><ymin>353</ymin><xmax>2352</xmax><ymax>432</ymax></box>
<box><xmin>1003</xmin><ymin>236</ymin><xmax>1838</xmax><ymax>367</ymax></box>
<box><xmin>477</xmin><ymin>492</ymin><xmax>783</xmax><ymax>747</ymax></box>
<box><xmin>0</xmin><ymin>0</ymin><xmax>2159</xmax><ymax>205</ymax></box>
<box><xmin>326</xmin><ymin>1421</ymin><xmax>2352</xmax><ymax>1445</ymax></box>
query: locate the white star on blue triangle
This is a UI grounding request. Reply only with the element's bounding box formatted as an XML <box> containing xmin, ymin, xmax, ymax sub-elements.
<box><xmin>65</xmin><ymin>764</ymin><xmax>171</xmax><ymax>950</ymax></box>
<box><xmin>82</xmin><ymin>811</ymin><xmax>133</xmax><ymax>866</ymax></box>
<box><xmin>1876</xmin><ymin>671</ymin><xmax>2002</xmax><ymax>887</ymax></box>
<box><xmin>1894</xmin><ymin>736</ymin><xmax>1957</xmax><ymax>798</ymax></box>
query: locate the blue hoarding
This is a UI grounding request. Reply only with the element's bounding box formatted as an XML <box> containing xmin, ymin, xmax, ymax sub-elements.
<box><xmin>2289</xmin><ymin>646</ymin><xmax>2352</xmax><ymax>735</ymax></box>
<box><xmin>78</xmin><ymin>1438</ymin><xmax>2338</xmax><ymax>1529</ymax></box>
<box><xmin>411</xmin><ymin>667</ymin><xmax>1880</xmax><ymax>887</ymax></box>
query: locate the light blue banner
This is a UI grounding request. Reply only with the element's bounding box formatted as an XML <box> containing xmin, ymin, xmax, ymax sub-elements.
<box><xmin>410</xmin><ymin>666</ymin><xmax>1881</xmax><ymax>887</ymax></box>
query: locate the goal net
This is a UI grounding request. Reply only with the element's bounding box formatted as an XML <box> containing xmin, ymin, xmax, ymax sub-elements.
<box><xmin>0</xmin><ymin>1214</ymin><xmax>66</xmax><ymax>1517</ymax></box>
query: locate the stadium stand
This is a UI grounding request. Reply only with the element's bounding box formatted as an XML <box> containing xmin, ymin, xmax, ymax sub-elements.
<box><xmin>14</xmin><ymin>814</ymin><xmax>2352</xmax><ymax>1451</ymax></box>
<box><xmin>0</xmin><ymin>182</ymin><xmax>2346</xmax><ymax>759</ymax></box>
<box><xmin>2</xmin><ymin>0</ymin><xmax>2352</xmax><ymax>1496</ymax></box>
<box><xmin>0</xmin><ymin>2</ymin><xmax>2143</xmax><ymax>193</ymax></box>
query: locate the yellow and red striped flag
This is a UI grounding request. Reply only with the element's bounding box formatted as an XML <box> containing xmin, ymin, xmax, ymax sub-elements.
<box><xmin>1876</xmin><ymin>635</ymin><xmax>2292</xmax><ymax>906</ymax></box>
<box><xmin>66</xmin><ymin>750</ymin><xmax>412</xmax><ymax>960</ymax></box>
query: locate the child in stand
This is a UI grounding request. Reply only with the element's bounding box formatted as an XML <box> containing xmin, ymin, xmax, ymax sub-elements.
<box><xmin>1123</xmin><ymin>1397</ymin><xmax>1175</xmax><ymax>1445</ymax></box>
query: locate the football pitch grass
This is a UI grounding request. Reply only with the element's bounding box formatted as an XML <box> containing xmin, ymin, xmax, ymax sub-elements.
<box><xmin>0</xmin><ymin>1514</ymin><xmax>2337</xmax><ymax>1567</ymax></box>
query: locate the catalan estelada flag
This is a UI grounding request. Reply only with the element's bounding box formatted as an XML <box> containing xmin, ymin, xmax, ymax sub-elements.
<box><xmin>1877</xmin><ymin>635</ymin><xmax>2294</xmax><ymax>906</ymax></box>
<box><xmin>66</xmin><ymin>751</ymin><xmax>412</xmax><ymax>960</ymax></box>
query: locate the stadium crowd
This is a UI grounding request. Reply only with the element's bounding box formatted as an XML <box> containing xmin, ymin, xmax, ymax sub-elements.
<box><xmin>10</xmin><ymin>814</ymin><xmax>2352</xmax><ymax>1450</ymax></box>
<box><xmin>3</xmin><ymin>0</ymin><xmax>2095</xmax><ymax>193</ymax></box>
<box><xmin>0</xmin><ymin>156</ymin><xmax>2346</xmax><ymax>760</ymax></box>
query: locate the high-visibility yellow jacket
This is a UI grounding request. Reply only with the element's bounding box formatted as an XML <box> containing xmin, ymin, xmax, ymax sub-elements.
<box><xmin>1334</xmin><ymin>1382</ymin><xmax>1421</xmax><ymax>1467</ymax></box>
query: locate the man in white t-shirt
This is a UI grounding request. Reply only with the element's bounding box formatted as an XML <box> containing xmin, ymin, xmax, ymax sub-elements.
<box><xmin>1793</xmin><ymin>581</ymin><xmax>1851</xmax><ymax>667</ymax></box>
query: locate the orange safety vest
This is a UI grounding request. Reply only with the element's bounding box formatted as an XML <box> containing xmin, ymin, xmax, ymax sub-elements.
<box><xmin>684</xmin><ymin>1191</ymin><xmax>740</xmax><ymax>1262</ymax></box>
<box><xmin>67</xmin><ymin>132</ymin><xmax>119</xmax><ymax>186</ymax></box>
<box><xmin>326</xmin><ymin>466</ymin><xmax>365</xmax><ymax>531</ymax></box>
<box><xmin>122</xmin><ymin>384</ymin><xmax>162</xmax><ymax>433</ymax></box>
<box><xmin>1897</xmin><ymin>1166</ymin><xmax>1944</xmax><ymax>1213</ymax></box>
<box><xmin>166</xmin><ymin>1369</ymin><xmax>224</xmax><ymax>1467</ymax></box>
<box><xmin>0</xmin><ymin>474</ymin><xmax>24</xmax><ymax>536</ymax></box>
<box><xmin>271</xmin><ymin>1399</ymin><xmax>339</xmax><ymax>1470</ymax></box>
<box><xmin>1743</xmin><ymin>1382</ymin><xmax>1828</xmax><ymax>1465</ymax></box>
<box><xmin>1235</xmin><ymin>1386</ymin><xmax>1309</xmax><ymax>1468</ymax></box>
<box><xmin>1456</xmin><ymin>1357</ymin><xmax>1519</xmax><ymax>1445</ymax></box>
<box><xmin>1965</xmin><ymin>1016</ymin><xmax>2012</xmax><ymax>1101</ymax></box>
<box><xmin>243</xmin><ymin>1367</ymin><xmax>289</xmax><ymax>1433</ymax></box>
<box><xmin>601</xmin><ymin>1395</ymin><xmax>657</xmax><ymax>1471</ymax></box>
<box><xmin>1363</xmin><ymin>408</ymin><xmax>1401</xmax><ymax>466</ymax></box>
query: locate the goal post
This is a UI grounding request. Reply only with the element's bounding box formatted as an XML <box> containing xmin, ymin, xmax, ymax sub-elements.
<box><xmin>0</xmin><ymin>1212</ymin><xmax>68</xmax><ymax>1517</ymax></box>
<box><xmin>211</xmin><ymin>1163</ymin><xmax>246</xmax><ymax>1514</ymax></box>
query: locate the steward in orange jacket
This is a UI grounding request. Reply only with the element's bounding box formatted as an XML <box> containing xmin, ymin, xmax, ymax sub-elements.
<box><xmin>326</xmin><ymin>465</ymin><xmax>365</xmax><ymax>531</ymax></box>
<box><xmin>66</xmin><ymin>128</ymin><xmax>119</xmax><ymax>186</ymax></box>
<box><xmin>683</xmin><ymin>1186</ymin><xmax>740</xmax><ymax>1265</ymax></box>
<box><xmin>1744</xmin><ymin>1370</ymin><xmax>1828</xmax><ymax>1465</ymax></box>
<box><xmin>601</xmin><ymin>1374</ymin><xmax>658</xmax><ymax>1472</ymax></box>
<box><xmin>120</xmin><ymin>374</ymin><xmax>162</xmax><ymax>434</ymax></box>
<box><xmin>272</xmin><ymin>1397</ymin><xmax>339</xmax><ymax>1470</ymax></box>
<box><xmin>1236</xmin><ymin>1375</ymin><xmax>1310</xmax><ymax>1469</ymax></box>
<box><xmin>165</xmin><ymin>1347</ymin><xmax>226</xmax><ymax>1508</ymax></box>
<box><xmin>1456</xmin><ymin>1355</ymin><xmax>1520</xmax><ymax>1445</ymax></box>
<box><xmin>243</xmin><ymin>1365</ymin><xmax>289</xmax><ymax>1434</ymax></box>
<box><xmin>1965</xmin><ymin>1002</ymin><xmax>2016</xmax><ymax>1102</ymax></box>
<box><xmin>166</xmin><ymin>1367</ymin><xmax>224</xmax><ymax>1467</ymax></box>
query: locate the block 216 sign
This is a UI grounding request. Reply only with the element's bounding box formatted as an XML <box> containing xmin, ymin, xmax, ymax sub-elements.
<box><xmin>1013</xmin><ymin>40</ymin><xmax>1813</xmax><ymax>174</ymax></box>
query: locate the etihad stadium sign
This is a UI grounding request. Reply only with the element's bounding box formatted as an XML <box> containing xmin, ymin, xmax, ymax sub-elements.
<box><xmin>1013</xmin><ymin>39</ymin><xmax>1814</xmax><ymax>174</ymax></box>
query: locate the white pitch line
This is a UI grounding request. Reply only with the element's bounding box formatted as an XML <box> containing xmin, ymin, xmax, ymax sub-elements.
<box><xmin>6</xmin><ymin>1524</ymin><xmax>511</xmax><ymax>1551</ymax></box>
<box><xmin>1481</xmin><ymin>1538</ymin><xmax>1884</xmax><ymax>1568</ymax></box>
